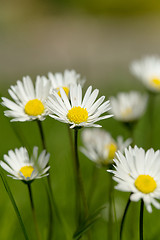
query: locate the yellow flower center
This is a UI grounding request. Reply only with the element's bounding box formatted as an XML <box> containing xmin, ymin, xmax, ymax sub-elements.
<box><xmin>57</xmin><ymin>87</ymin><xmax>69</xmax><ymax>97</ymax></box>
<box><xmin>25</xmin><ymin>99</ymin><xmax>44</xmax><ymax>116</ymax></box>
<box><xmin>67</xmin><ymin>106</ymin><xmax>88</xmax><ymax>124</ymax></box>
<box><xmin>151</xmin><ymin>78</ymin><xmax>160</xmax><ymax>89</ymax></box>
<box><xmin>19</xmin><ymin>166</ymin><xmax>34</xmax><ymax>178</ymax></box>
<box><xmin>105</xmin><ymin>143</ymin><xmax>117</xmax><ymax>160</ymax></box>
<box><xmin>121</xmin><ymin>107</ymin><xmax>132</xmax><ymax>117</ymax></box>
<box><xmin>135</xmin><ymin>174</ymin><xmax>157</xmax><ymax>194</ymax></box>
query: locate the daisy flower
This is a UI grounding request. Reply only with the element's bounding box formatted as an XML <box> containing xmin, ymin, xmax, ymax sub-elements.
<box><xmin>0</xmin><ymin>147</ymin><xmax>50</xmax><ymax>182</ymax></box>
<box><xmin>46</xmin><ymin>84</ymin><xmax>112</xmax><ymax>128</ymax></box>
<box><xmin>48</xmin><ymin>69</ymin><xmax>85</xmax><ymax>97</ymax></box>
<box><xmin>130</xmin><ymin>55</ymin><xmax>160</xmax><ymax>92</ymax></box>
<box><xmin>1</xmin><ymin>76</ymin><xmax>51</xmax><ymax>122</ymax></box>
<box><xmin>110</xmin><ymin>91</ymin><xmax>148</xmax><ymax>122</ymax></box>
<box><xmin>81</xmin><ymin>128</ymin><xmax>131</xmax><ymax>166</ymax></box>
<box><xmin>109</xmin><ymin>146</ymin><xmax>160</xmax><ymax>212</ymax></box>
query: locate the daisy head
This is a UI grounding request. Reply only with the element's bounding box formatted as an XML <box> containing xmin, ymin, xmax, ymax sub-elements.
<box><xmin>1</xmin><ymin>76</ymin><xmax>51</xmax><ymax>122</ymax></box>
<box><xmin>110</xmin><ymin>91</ymin><xmax>148</xmax><ymax>122</ymax></box>
<box><xmin>81</xmin><ymin>128</ymin><xmax>131</xmax><ymax>167</ymax></box>
<box><xmin>109</xmin><ymin>146</ymin><xmax>160</xmax><ymax>212</ymax></box>
<box><xmin>130</xmin><ymin>55</ymin><xmax>160</xmax><ymax>92</ymax></box>
<box><xmin>0</xmin><ymin>147</ymin><xmax>50</xmax><ymax>183</ymax></box>
<box><xmin>46</xmin><ymin>84</ymin><xmax>113</xmax><ymax>129</ymax></box>
<box><xmin>48</xmin><ymin>69</ymin><xmax>85</xmax><ymax>97</ymax></box>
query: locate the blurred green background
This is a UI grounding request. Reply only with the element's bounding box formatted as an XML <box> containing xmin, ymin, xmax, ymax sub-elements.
<box><xmin>1</xmin><ymin>0</ymin><xmax>160</xmax><ymax>239</ymax></box>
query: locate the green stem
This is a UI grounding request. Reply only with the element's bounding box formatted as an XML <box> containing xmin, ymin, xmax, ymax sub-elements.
<box><xmin>108</xmin><ymin>172</ymin><xmax>113</xmax><ymax>240</ymax></box>
<box><xmin>74</xmin><ymin>128</ymin><xmax>92</xmax><ymax>240</ymax></box>
<box><xmin>37</xmin><ymin>120</ymin><xmax>71</xmax><ymax>240</ymax></box>
<box><xmin>124</xmin><ymin>122</ymin><xmax>136</xmax><ymax>147</ymax></box>
<box><xmin>148</xmin><ymin>91</ymin><xmax>156</xmax><ymax>147</ymax></box>
<box><xmin>0</xmin><ymin>172</ymin><xmax>29</xmax><ymax>240</ymax></box>
<box><xmin>120</xmin><ymin>195</ymin><xmax>131</xmax><ymax>240</ymax></box>
<box><xmin>140</xmin><ymin>200</ymin><xmax>144</xmax><ymax>240</ymax></box>
<box><xmin>112</xmin><ymin>190</ymin><xmax>118</xmax><ymax>240</ymax></box>
<box><xmin>74</xmin><ymin>128</ymin><xmax>89</xmax><ymax>220</ymax></box>
<box><xmin>37</xmin><ymin>120</ymin><xmax>46</xmax><ymax>149</ymax></box>
<box><xmin>37</xmin><ymin>120</ymin><xmax>54</xmax><ymax>239</ymax></box>
<box><xmin>87</xmin><ymin>166</ymin><xmax>99</xmax><ymax>208</ymax></box>
<box><xmin>27</xmin><ymin>184</ymin><xmax>41</xmax><ymax>240</ymax></box>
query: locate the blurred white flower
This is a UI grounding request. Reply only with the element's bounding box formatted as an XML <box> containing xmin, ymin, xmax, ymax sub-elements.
<box><xmin>2</xmin><ymin>76</ymin><xmax>51</xmax><ymax>122</ymax></box>
<box><xmin>108</xmin><ymin>146</ymin><xmax>160</xmax><ymax>213</ymax></box>
<box><xmin>81</xmin><ymin>128</ymin><xmax>131</xmax><ymax>166</ymax></box>
<box><xmin>130</xmin><ymin>55</ymin><xmax>160</xmax><ymax>92</ymax></box>
<box><xmin>46</xmin><ymin>84</ymin><xmax>112</xmax><ymax>128</ymax></box>
<box><xmin>110</xmin><ymin>91</ymin><xmax>148</xmax><ymax>122</ymax></box>
<box><xmin>0</xmin><ymin>147</ymin><xmax>50</xmax><ymax>182</ymax></box>
<box><xmin>48</xmin><ymin>69</ymin><xmax>85</xmax><ymax>97</ymax></box>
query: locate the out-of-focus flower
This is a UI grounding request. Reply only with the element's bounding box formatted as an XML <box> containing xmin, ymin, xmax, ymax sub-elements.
<box><xmin>48</xmin><ymin>70</ymin><xmax>85</xmax><ymax>97</ymax></box>
<box><xmin>81</xmin><ymin>128</ymin><xmax>131</xmax><ymax>166</ymax></box>
<box><xmin>46</xmin><ymin>84</ymin><xmax>112</xmax><ymax>128</ymax></box>
<box><xmin>130</xmin><ymin>56</ymin><xmax>160</xmax><ymax>92</ymax></box>
<box><xmin>2</xmin><ymin>76</ymin><xmax>51</xmax><ymax>122</ymax></box>
<box><xmin>108</xmin><ymin>146</ymin><xmax>160</xmax><ymax>213</ymax></box>
<box><xmin>110</xmin><ymin>91</ymin><xmax>148</xmax><ymax>122</ymax></box>
<box><xmin>0</xmin><ymin>147</ymin><xmax>50</xmax><ymax>182</ymax></box>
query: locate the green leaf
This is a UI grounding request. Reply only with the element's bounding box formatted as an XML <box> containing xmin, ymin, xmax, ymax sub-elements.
<box><xmin>73</xmin><ymin>205</ymin><xmax>106</xmax><ymax>240</ymax></box>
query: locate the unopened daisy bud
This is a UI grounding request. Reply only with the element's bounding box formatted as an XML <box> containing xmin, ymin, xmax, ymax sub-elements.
<box><xmin>108</xmin><ymin>146</ymin><xmax>160</xmax><ymax>213</ymax></box>
<box><xmin>110</xmin><ymin>91</ymin><xmax>148</xmax><ymax>122</ymax></box>
<box><xmin>46</xmin><ymin>84</ymin><xmax>112</xmax><ymax>128</ymax></box>
<box><xmin>0</xmin><ymin>147</ymin><xmax>50</xmax><ymax>183</ymax></box>
<box><xmin>81</xmin><ymin>128</ymin><xmax>131</xmax><ymax>167</ymax></box>
<box><xmin>1</xmin><ymin>76</ymin><xmax>51</xmax><ymax>122</ymax></box>
<box><xmin>130</xmin><ymin>55</ymin><xmax>160</xmax><ymax>92</ymax></box>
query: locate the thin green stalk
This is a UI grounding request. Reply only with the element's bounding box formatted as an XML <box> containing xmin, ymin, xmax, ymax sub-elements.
<box><xmin>112</xmin><ymin>191</ymin><xmax>118</xmax><ymax>240</ymax></box>
<box><xmin>0</xmin><ymin>172</ymin><xmax>29</xmax><ymax>240</ymax></box>
<box><xmin>124</xmin><ymin>122</ymin><xmax>136</xmax><ymax>147</ymax></box>
<box><xmin>139</xmin><ymin>200</ymin><xmax>144</xmax><ymax>240</ymax></box>
<box><xmin>37</xmin><ymin>120</ymin><xmax>46</xmax><ymax>149</ymax></box>
<box><xmin>148</xmin><ymin>91</ymin><xmax>156</xmax><ymax>147</ymax></box>
<box><xmin>120</xmin><ymin>195</ymin><xmax>131</xmax><ymax>240</ymax></box>
<box><xmin>74</xmin><ymin>128</ymin><xmax>89</xmax><ymax>220</ymax></box>
<box><xmin>74</xmin><ymin>128</ymin><xmax>92</xmax><ymax>240</ymax></box>
<box><xmin>27</xmin><ymin>183</ymin><xmax>41</xmax><ymax>240</ymax></box>
<box><xmin>37</xmin><ymin>120</ymin><xmax>71</xmax><ymax>240</ymax></box>
<box><xmin>108</xmin><ymin>172</ymin><xmax>113</xmax><ymax>240</ymax></box>
<box><xmin>37</xmin><ymin>120</ymin><xmax>54</xmax><ymax>239</ymax></box>
<box><xmin>87</xmin><ymin>166</ymin><xmax>99</xmax><ymax>208</ymax></box>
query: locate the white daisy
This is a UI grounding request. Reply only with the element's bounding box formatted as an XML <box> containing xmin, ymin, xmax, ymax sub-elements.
<box><xmin>46</xmin><ymin>84</ymin><xmax>112</xmax><ymax>128</ymax></box>
<box><xmin>81</xmin><ymin>128</ymin><xmax>131</xmax><ymax>166</ymax></box>
<box><xmin>1</xmin><ymin>76</ymin><xmax>51</xmax><ymax>122</ymax></box>
<box><xmin>110</xmin><ymin>91</ymin><xmax>148</xmax><ymax>122</ymax></box>
<box><xmin>0</xmin><ymin>147</ymin><xmax>50</xmax><ymax>182</ymax></box>
<box><xmin>130</xmin><ymin>55</ymin><xmax>160</xmax><ymax>92</ymax></box>
<box><xmin>109</xmin><ymin>146</ymin><xmax>160</xmax><ymax>213</ymax></box>
<box><xmin>48</xmin><ymin>69</ymin><xmax>85</xmax><ymax>97</ymax></box>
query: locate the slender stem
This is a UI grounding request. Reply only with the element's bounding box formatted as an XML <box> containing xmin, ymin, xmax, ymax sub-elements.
<box><xmin>108</xmin><ymin>172</ymin><xmax>113</xmax><ymax>240</ymax></box>
<box><xmin>37</xmin><ymin>120</ymin><xmax>70</xmax><ymax>240</ymax></box>
<box><xmin>140</xmin><ymin>200</ymin><xmax>144</xmax><ymax>240</ymax></box>
<box><xmin>37</xmin><ymin>120</ymin><xmax>46</xmax><ymax>149</ymax></box>
<box><xmin>27</xmin><ymin>184</ymin><xmax>41</xmax><ymax>240</ymax></box>
<box><xmin>112</xmin><ymin>190</ymin><xmax>118</xmax><ymax>240</ymax></box>
<box><xmin>36</xmin><ymin>120</ymin><xmax>54</xmax><ymax>239</ymax></box>
<box><xmin>74</xmin><ymin>128</ymin><xmax>89</xmax><ymax>220</ymax></box>
<box><xmin>87</xmin><ymin>166</ymin><xmax>99</xmax><ymax>208</ymax></box>
<box><xmin>120</xmin><ymin>195</ymin><xmax>131</xmax><ymax>240</ymax></box>
<box><xmin>0</xmin><ymin>172</ymin><xmax>29</xmax><ymax>240</ymax></box>
<box><xmin>148</xmin><ymin>91</ymin><xmax>156</xmax><ymax>147</ymax></box>
<box><xmin>124</xmin><ymin>122</ymin><xmax>136</xmax><ymax>147</ymax></box>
